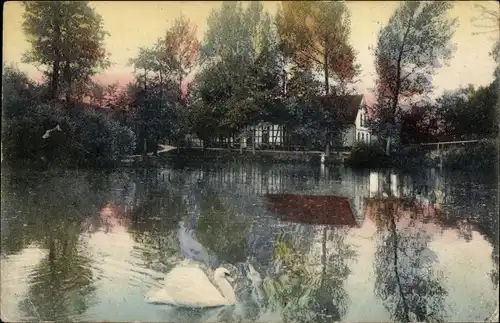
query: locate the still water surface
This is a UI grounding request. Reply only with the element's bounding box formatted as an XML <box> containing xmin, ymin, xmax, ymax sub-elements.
<box><xmin>1</xmin><ymin>163</ymin><xmax>498</xmax><ymax>322</ymax></box>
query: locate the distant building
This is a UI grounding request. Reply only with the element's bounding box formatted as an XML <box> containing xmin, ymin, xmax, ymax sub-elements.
<box><xmin>338</xmin><ymin>94</ymin><xmax>378</xmax><ymax>147</ymax></box>
<box><xmin>189</xmin><ymin>92</ymin><xmax>382</xmax><ymax>150</ymax></box>
<box><xmin>239</xmin><ymin>123</ymin><xmax>285</xmax><ymax>149</ymax></box>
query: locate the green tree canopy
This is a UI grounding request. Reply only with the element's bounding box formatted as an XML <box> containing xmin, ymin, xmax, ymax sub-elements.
<box><xmin>21</xmin><ymin>1</ymin><xmax>109</xmax><ymax>102</ymax></box>
<box><xmin>372</xmin><ymin>1</ymin><xmax>457</xmax><ymax>155</ymax></box>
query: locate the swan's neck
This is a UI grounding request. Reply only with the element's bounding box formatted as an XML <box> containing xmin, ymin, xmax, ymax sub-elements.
<box><xmin>215</xmin><ymin>277</ymin><xmax>236</xmax><ymax>304</ymax></box>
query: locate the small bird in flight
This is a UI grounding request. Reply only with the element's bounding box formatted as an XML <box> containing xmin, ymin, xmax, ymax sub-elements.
<box><xmin>42</xmin><ymin>125</ymin><xmax>62</xmax><ymax>139</ymax></box>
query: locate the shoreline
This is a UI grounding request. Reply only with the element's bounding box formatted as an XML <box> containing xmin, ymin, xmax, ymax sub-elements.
<box><xmin>121</xmin><ymin>146</ymin><xmax>351</xmax><ymax>166</ymax></box>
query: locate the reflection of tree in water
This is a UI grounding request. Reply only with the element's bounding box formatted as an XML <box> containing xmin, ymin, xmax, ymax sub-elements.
<box><xmin>462</xmin><ymin>210</ymin><xmax>499</xmax><ymax>290</ymax></box>
<box><xmin>432</xmin><ymin>169</ymin><xmax>499</xmax><ymax>291</ymax></box>
<box><xmin>195</xmin><ymin>190</ymin><xmax>252</xmax><ymax>264</ymax></box>
<box><xmin>127</xmin><ymin>171</ymin><xmax>187</xmax><ymax>273</ymax></box>
<box><xmin>20</xmin><ymin>225</ymin><xmax>96</xmax><ymax>321</ymax></box>
<box><xmin>263</xmin><ymin>226</ymin><xmax>357</xmax><ymax>323</ymax></box>
<box><xmin>370</xmin><ymin>194</ymin><xmax>448</xmax><ymax>323</ymax></box>
<box><xmin>2</xmin><ymin>170</ymin><xmax>109</xmax><ymax>254</ymax></box>
<box><xmin>1</xmin><ymin>170</ymin><xmax>110</xmax><ymax>321</ymax></box>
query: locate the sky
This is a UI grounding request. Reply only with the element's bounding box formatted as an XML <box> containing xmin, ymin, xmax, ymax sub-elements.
<box><xmin>3</xmin><ymin>1</ymin><xmax>499</xmax><ymax>97</ymax></box>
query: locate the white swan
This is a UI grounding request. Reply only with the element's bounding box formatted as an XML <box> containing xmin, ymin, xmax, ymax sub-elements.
<box><xmin>146</xmin><ymin>265</ymin><xmax>237</xmax><ymax>308</ymax></box>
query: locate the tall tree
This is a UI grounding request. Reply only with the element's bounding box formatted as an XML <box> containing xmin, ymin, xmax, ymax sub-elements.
<box><xmin>471</xmin><ymin>2</ymin><xmax>499</xmax><ymax>64</ymax></box>
<box><xmin>128</xmin><ymin>41</ymin><xmax>189</xmax><ymax>155</ymax></box>
<box><xmin>202</xmin><ymin>1</ymin><xmax>248</xmax><ymax>64</ymax></box>
<box><xmin>372</xmin><ymin>1</ymin><xmax>457</xmax><ymax>155</ymax></box>
<box><xmin>438</xmin><ymin>84</ymin><xmax>498</xmax><ymax>140</ymax></box>
<box><xmin>21</xmin><ymin>1</ymin><xmax>109</xmax><ymax>102</ymax></box>
<box><xmin>197</xmin><ymin>1</ymin><xmax>285</xmax><ymax>145</ymax></box>
<box><xmin>276</xmin><ymin>1</ymin><xmax>358</xmax><ymax>95</ymax></box>
<box><xmin>164</xmin><ymin>15</ymin><xmax>201</xmax><ymax>95</ymax></box>
<box><xmin>277</xmin><ymin>1</ymin><xmax>359</xmax><ymax>155</ymax></box>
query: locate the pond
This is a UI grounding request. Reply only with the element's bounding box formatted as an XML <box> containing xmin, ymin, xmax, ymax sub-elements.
<box><xmin>1</xmin><ymin>162</ymin><xmax>498</xmax><ymax>322</ymax></box>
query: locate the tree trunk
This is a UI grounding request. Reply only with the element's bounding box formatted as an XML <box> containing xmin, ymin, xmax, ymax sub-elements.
<box><xmin>159</xmin><ymin>70</ymin><xmax>164</xmax><ymax>103</ymax></box>
<box><xmin>325</xmin><ymin>132</ymin><xmax>330</xmax><ymax>156</ymax></box>
<box><xmin>252</xmin><ymin>128</ymin><xmax>256</xmax><ymax>156</ymax></box>
<box><xmin>142</xmin><ymin>128</ymin><xmax>148</xmax><ymax>158</ymax></box>
<box><xmin>50</xmin><ymin>17</ymin><xmax>62</xmax><ymax>100</ymax></box>
<box><xmin>51</xmin><ymin>60</ymin><xmax>61</xmax><ymax>101</ymax></box>
<box><xmin>142</xmin><ymin>71</ymin><xmax>148</xmax><ymax>159</ymax></box>
<box><xmin>323</xmin><ymin>52</ymin><xmax>330</xmax><ymax>95</ymax></box>
<box><xmin>323</xmin><ymin>50</ymin><xmax>331</xmax><ymax>156</ymax></box>
<box><xmin>63</xmin><ymin>60</ymin><xmax>72</xmax><ymax>103</ymax></box>
<box><xmin>388</xmin><ymin>14</ymin><xmax>415</xmax><ymax>157</ymax></box>
<box><xmin>282</xmin><ymin>61</ymin><xmax>288</xmax><ymax>95</ymax></box>
<box><xmin>390</xmin><ymin>213</ymin><xmax>410</xmax><ymax>322</ymax></box>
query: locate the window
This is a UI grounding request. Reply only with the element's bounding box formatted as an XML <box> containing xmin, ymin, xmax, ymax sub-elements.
<box><xmin>362</xmin><ymin>133</ymin><xmax>365</xmax><ymax>142</ymax></box>
<box><xmin>255</xmin><ymin>127</ymin><xmax>261</xmax><ymax>144</ymax></box>
<box><xmin>357</xmin><ymin>132</ymin><xmax>361</xmax><ymax>141</ymax></box>
<box><xmin>262</xmin><ymin>127</ymin><xmax>270</xmax><ymax>144</ymax></box>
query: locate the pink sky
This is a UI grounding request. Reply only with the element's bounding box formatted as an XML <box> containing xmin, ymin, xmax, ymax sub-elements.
<box><xmin>29</xmin><ymin>70</ymin><xmax>193</xmax><ymax>98</ymax></box>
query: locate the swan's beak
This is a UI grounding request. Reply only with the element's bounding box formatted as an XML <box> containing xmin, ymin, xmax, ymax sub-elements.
<box><xmin>226</xmin><ymin>276</ymin><xmax>235</xmax><ymax>283</ymax></box>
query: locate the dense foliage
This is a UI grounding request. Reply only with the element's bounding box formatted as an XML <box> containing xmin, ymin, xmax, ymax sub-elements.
<box><xmin>2</xmin><ymin>65</ymin><xmax>136</xmax><ymax>168</ymax></box>
<box><xmin>2</xmin><ymin>1</ymin><xmax>497</xmax><ymax>169</ymax></box>
<box><xmin>370</xmin><ymin>1</ymin><xmax>457</xmax><ymax>155</ymax></box>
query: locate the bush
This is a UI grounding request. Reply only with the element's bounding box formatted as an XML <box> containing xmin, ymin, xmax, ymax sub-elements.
<box><xmin>345</xmin><ymin>142</ymin><xmax>433</xmax><ymax>169</ymax></box>
<box><xmin>392</xmin><ymin>145</ymin><xmax>432</xmax><ymax>169</ymax></box>
<box><xmin>65</xmin><ymin>106</ymin><xmax>136</xmax><ymax>166</ymax></box>
<box><xmin>2</xmin><ymin>102</ymin><xmax>136</xmax><ymax>168</ymax></box>
<box><xmin>442</xmin><ymin>141</ymin><xmax>496</xmax><ymax>170</ymax></box>
<box><xmin>345</xmin><ymin>142</ymin><xmax>389</xmax><ymax>168</ymax></box>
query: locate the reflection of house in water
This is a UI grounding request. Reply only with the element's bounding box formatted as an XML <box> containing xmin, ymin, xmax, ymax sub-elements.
<box><xmin>156</xmin><ymin>166</ymin><xmax>461</xmax><ymax>233</ymax></box>
<box><xmin>162</xmin><ymin>165</ymin><xmax>345</xmax><ymax>197</ymax></box>
<box><xmin>265</xmin><ymin>194</ymin><xmax>360</xmax><ymax>227</ymax></box>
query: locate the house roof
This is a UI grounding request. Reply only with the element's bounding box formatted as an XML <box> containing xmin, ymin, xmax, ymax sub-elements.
<box><xmin>265</xmin><ymin>194</ymin><xmax>359</xmax><ymax>227</ymax></box>
<box><xmin>344</xmin><ymin>94</ymin><xmax>364</xmax><ymax>124</ymax></box>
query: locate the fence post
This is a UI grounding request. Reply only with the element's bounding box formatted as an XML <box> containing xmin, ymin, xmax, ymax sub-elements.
<box><xmin>438</xmin><ymin>143</ymin><xmax>443</xmax><ymax>171</ymax></box>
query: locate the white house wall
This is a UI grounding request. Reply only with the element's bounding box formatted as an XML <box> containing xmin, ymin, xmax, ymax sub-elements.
<box><xmin>354</xmin><ymin>102</ymin><xmax>377</xmax><ymax>145</ymax></box>
<box><xmin>339</xmin><ymin>96</ymin><xmax>378</xmax><ymax>148</ymax></box>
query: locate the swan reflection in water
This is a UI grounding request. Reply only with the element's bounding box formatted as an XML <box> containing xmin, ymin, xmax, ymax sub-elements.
<box><xmin>178</xmin><ymin>220</ymin><xmax>217</xmax><ymax>267</ymax></box>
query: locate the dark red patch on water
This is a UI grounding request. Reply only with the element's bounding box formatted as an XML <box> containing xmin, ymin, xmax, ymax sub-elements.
<box><xmin>265</xmin><ymin>194</ymin><xmax>358</xmax><ymax>227</ymax></box>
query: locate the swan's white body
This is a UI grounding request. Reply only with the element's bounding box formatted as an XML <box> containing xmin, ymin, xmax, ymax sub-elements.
<box><xmin>146</xmin><ymin>266</ymin><xmax>236</xmax><ymax>308</ymax></box>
